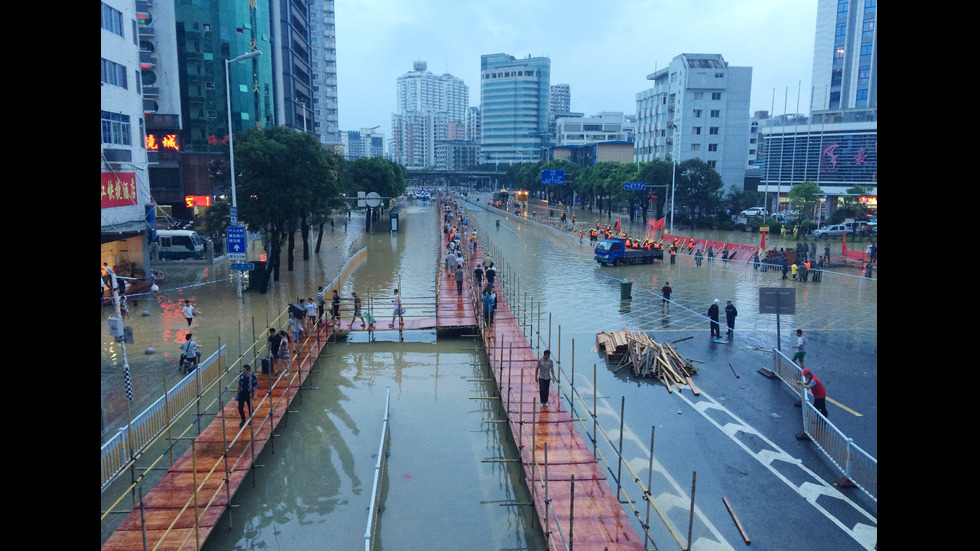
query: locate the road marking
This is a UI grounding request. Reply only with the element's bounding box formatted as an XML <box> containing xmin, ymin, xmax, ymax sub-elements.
<box><xmin>828</xmin><ymin>397</ymin><xmax>863</xmax><ymax>417</ymax></box>
<box><xmin>572</xmin><ymin>378</ymin><xmax>877</xmax><ymax>550</ymax></box>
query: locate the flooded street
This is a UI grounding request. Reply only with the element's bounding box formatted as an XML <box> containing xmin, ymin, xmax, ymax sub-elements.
<box><xmin>101</xmin><ymin>196</ymin><xmax>876</xmax><ymax>550</ymax></box>
<box><xmin>101</xmin><ymin>204</ymin><xmax>545</xmax><ymax>550</ymax></box>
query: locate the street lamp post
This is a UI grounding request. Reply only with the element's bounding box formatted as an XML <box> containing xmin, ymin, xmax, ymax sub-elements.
<box><xmin>225</xmin><ymin>49</ymin><xmax>261</xmax><ymax>298</ymax></box>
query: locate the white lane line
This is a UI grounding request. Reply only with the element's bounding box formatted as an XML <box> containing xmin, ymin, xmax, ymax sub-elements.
<box><xmin>572</xmin><ymin>380</ymin><xmax>736</xmax><ymax>551</ymax></box>
<box><xmin>673</xmin><ymin>390</ymin><xmax>878</xmax><ymax>550</ymax></box>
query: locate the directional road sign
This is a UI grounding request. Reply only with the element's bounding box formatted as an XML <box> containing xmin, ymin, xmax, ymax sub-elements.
<box><xmin>227</xmin><ymin>225</ymin><xmax>247</xmax><ymax>260</ymax></box>
<box><xmin>541</xmin><ymin>170</ymin><xmax>565</xmax><ymax>185</ymax></box>
<box><xmin>624</xmin><ymin>182</ymin><xmax>647</xmax><ymax>191</ymax></box>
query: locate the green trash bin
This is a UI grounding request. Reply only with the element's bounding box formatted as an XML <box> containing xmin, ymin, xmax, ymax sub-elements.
<box><xmin>620</xmin><ymin>281</ymin><xmax>632</xmax><ymax>300</ymax></box>
<box><xmin>496</xmin><ymin>219</ymin><xmax>500</xmax><ymax>227</ymax></box>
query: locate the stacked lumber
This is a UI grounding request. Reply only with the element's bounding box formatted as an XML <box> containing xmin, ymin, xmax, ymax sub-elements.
<box><xmin>597</xmin><ymin>330</ymin><xmax>698</xmax><ymax>391</ymax></box>
<box><xmin>595</xmin><ymin>328</ymin><xmax>632</xmax><ymax>361</ymax></box>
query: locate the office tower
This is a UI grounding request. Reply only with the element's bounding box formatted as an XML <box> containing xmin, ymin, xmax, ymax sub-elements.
<box><xmin>174</xmin><ymin>0</ymin><xmax>275</xmax><ymax>152</ymax></box>
<box><xmin>390</xmin><ymin>61</ymin><xmax>468</xmax><ymax>169</ymax></box>
<box><xmin>811</xmin><ymin>0</ymin><xmax>876</xmax><ymax>111</ymax></box>
<box><xmin>342</xmin><ymin>128</ymin><xmax>386</xmax><ymax>161</ymax></box>
<box><xmin>465</xmin><ymin>106</ymin><xmax>481</xmax><ymax>142</ymax></box>
<box><xmin>479</xmin><ymin>53</ymin><xmax>551</xmax><ymax>165</ymax></box>
<box><xmin>310</xmin><ymin>0</ymin><xmax>340</xmax><ymax>146</ymax></box>
<box><xmin>273</xmin><ymin>0</ymin><xmax>314</xmax><ymax>134</ymax></box>
<box><xmin>635</xmin><ymin>53</ymin><xmax>752</xmax><ymax>190</ymax></box>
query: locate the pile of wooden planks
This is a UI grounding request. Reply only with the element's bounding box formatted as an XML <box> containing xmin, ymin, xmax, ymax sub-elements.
<box><xmin>595</xmin><ymin>328</ymin><xmax>632</xmax><ymax>361</ymax></box>
<box><xmin>596</xmin><ymin>328</ymin><xmax>699</xmax><ymax>393</ymax></box>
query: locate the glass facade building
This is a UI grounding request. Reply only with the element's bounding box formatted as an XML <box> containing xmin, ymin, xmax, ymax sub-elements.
<box><xmin>175</xmin><ymin>0</ymin><xmax>275</xmax><ymax>152</ymax></box>
<box><xmin>757</xmin><ymin>123</ymin><xmax>877</xmax><ymax>191</ymax></box>
<box><xmin>479</xmin><ymin>53</ymin><xmax>551</xmax><ymax>165</ymax></box>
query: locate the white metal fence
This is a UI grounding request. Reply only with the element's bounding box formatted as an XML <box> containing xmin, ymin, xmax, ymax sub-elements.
<box><xmin>364</xmin><ymin>386</ymin><xmax>392</xmax><ymax>551</ymax></box>
<box><xmin>100</xmin><ymin>345</ymin><xmax>227</xmax><ymax>492</ymax></box>
<box><xmin>772</xmin><ymin>349</ymin><xmax>877</xmax><ymax>502</ymax></box>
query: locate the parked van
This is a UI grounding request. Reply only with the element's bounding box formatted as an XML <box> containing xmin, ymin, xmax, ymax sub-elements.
<box><xmin>155</xmin><ymin>230</ymin><xmax>205</xmax><ymax>259</ymax></box>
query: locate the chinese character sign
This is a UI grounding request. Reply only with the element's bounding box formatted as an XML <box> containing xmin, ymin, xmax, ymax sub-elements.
<box><xmin>101</xmin><ymin>172</ymin><xmax>138</xmax><ymax>209</ymax></box>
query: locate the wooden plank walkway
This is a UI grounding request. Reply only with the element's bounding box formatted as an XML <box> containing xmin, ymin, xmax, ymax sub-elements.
<box><xmin>455</xmin><ymin>211</ymin><xmax>645</xmax><ymax>550</ymax></box>
<box><xmin>105</xmin><ymin>208</ymin><xmax>642</xmax><ymax>550</ymax></box>
<box><xmin>103</xmin><ymin>321</ymin><xmax>341</xmax><ymax>551</ymax></box>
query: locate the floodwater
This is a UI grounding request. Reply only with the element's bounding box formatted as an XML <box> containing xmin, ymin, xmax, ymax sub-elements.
<box><xmin>101</xmin><ymin>195</ymin><xmax>877</xmax><ymax>551</ymax></box>
<box><xmin>101</xmin><ymin>205</ymin><xmax>546</xmax><ymax>550</ymax></box>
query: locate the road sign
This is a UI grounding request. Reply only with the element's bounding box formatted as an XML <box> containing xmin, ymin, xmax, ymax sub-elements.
<box><xmin>365</xmin><ymin>191</ymin><xmax>381</xmax><ymax>208</ymax></box>
<box><xmin>231</xmin><ymin>263</ymin><xmax>255</xmax><ymax>271</ymax></box>
<box><xmin>230</xmin><ymin>206</ymin><xmax>238</xmax><ymax>226</ymax></box>
<box><xmin>759</xmin><ymin>287</ymin><xmax>796</xmax><ymax>315</ymax></box>
<box><xmin>227</xmin><ymin>225</ymin><xmax>247</xmax><ymax>260</ymax></box>
<box><xmin>541</xmin><ymin>170</ymin><xmax>565</xmax><ymax>185</ymax></box>
<box><xmin>624</xmin><ymin>182</ymin><xmax>647</xmax><ymax>191</ymax></box>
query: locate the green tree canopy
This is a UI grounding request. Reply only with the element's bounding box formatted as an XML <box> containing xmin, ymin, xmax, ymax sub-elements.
<box><xmin>674</xmin><ymin>159</ymin><xmax>723</xmax><ymax>228</ymax></box>
<box><xmin>787</xmin><ymin>181</ymin><xmax>823</xmax><ymax>220</ymax></box>
<box><xmin>342</xmin><ymin>156</ymin><xmax>407</xmax><ymax>198</ymax></box>
<box><xmin>234</xmin><ymin>125</ymin><xmax>339</xmax><ymax>278</ymax></box>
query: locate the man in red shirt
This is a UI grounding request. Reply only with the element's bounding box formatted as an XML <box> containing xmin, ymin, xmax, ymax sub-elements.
<box><xmin>801</xmin><ymin>369</ymin><xmax>828</xmax><ymax>418</ymax></box>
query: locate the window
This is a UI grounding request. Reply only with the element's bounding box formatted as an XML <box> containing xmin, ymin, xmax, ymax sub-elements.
<box><xmin>101</xmin><ymin>58</ymin><xmax>128</xmax><ymax>89</ymax></box>
<box><xmin>101</xmin><ymin>111</ymin><xmax>131</xmax><ymax>146</ymax></box>
<box><xmin>693</xmin><ymin>91</ymin><xmax>703</xmax><ymax>100</ymax></box>
<box><xmin>693</xmin><ymin>109</ymin><xmax>702</xmax><ymax>117</ymax></box>
<box><xmin>710</xmin><ymin>110</ymin><xmax>720</xmax><ymax>118</ymax></box>
<box><xmin>836</xmin><ymin>23</ymin><xmax>847</xmax><ymax>40</ymax></box>
<box><xmin>101</xmin><ymin>3</ymin><xmax>124</xmax><ymax>37</ymax></box>
<box><xmin>708</xmin><ymin>144</ymin><xmax>718</xmax><ymax>152</ymax></box>
<box><xmin>691</xmin><ymin>127</ymin><xmax>701</xmax><ymax>135</ymax></box>
<box><xmin>709</xmin><ymin>127</ymin><xmax>719</xmax><ymax>135</ymax></box>
<box><xmin>711</xmin><ymin>92</ymin><xmax>721</xmax><ymax>100</ymax></box>
<box><xmin>691</xmin><ymin>144</ymin><xmax>700</xmax><ymax>152</ymax></box>
<box><xmin>707</xmin><ymin>160</ymin><xmax>716</xmax><ymax>168</ymax></box>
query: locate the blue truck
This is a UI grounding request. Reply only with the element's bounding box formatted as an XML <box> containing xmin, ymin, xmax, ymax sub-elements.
<box><xmin>594</xmin><ymin>238</ymin><xmax>664</xmax><ymax>266</ymax></box>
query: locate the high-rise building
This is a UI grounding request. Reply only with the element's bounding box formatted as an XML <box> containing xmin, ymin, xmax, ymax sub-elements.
<box><xmin>634</xmin><ymin>53</ymin><xmax>752</xmax><ymax>191</ymax></box>
<box><xmin>273</xmin><ymin>0</ymin><xmax>314</xmax><ymax>135</ymax></box>
<box><xmin>479</xmin><ymin>53</ymin><xmax>551</xmax><ymax>165</ymax></box>
<box><xmin>390</xmin><ymin>61</ymin><xmax>468</xmax><ymax>169</ymax></box>
<box><xmin>310</xmin><ymin>0</ymin><xmax>340</xmax><ymax>147</ymax></box>
<box><xmin>341</xmin><ymin>128</ymin><xmax>386</xmax><ymax>161</ymax></box>
<box><xmin>550</xmin><ymin>84</ymin><xmax>570</xmax><ymax>114</ymax></box>
<box><xmin>811</xmin><ymin>0</ymin><xmax>876</xmax><ymax>112</ymax></box>
<box><xmin>174</xmin><ymin>0</ymin><xmax>275</xmax><ymax>152</ymax></box>
<box><xmin>465</xmin><ymin>106</ymin><xmax>481</xmax><ymax>142</ymax></box>
<box><xmin>752</xmin><ymin>0</ymin><xmax>878</xmax><ymax>213</ymax></box>
<box><xmin>102</xmin><ymin>0</ymin><xmax>151</xmax><ymax>268</ymax></box>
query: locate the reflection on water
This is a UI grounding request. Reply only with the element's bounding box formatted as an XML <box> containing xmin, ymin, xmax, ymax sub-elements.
<box><xmin>202</xmin><ymin>343</ymin><xmax>544</xmax><ymax>550</ymax></box>
<box><xmin>103</xmin><ymin>206</ymin><xmax>545</xmax><ymax>550</ymax></box>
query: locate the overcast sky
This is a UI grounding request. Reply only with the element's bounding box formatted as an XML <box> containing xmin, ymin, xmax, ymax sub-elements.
<box><xmin>335</xmin><ymin>0</ymin><xmax>819</xmax><ymax>132</ymax></box>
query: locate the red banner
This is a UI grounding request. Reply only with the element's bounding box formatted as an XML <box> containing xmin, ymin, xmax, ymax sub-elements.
<box><xmin>649</xmin><ymin>217</ymin><xmax>665</xmax><ymax>232</ymax></box>
<box><xmin>101</xmin><ymin>172</ymin><xmax>138</xmax><ymax>209</ymax></box>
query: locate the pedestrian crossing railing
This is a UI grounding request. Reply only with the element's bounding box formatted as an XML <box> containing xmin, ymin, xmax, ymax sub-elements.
<box><xmin>101</xmin><ymin>345</ymin><xmax>227</xmax><ymax>492</ymax></box>
<box><xmin>364</xmin><ymin>386</ymin><xmax>392</xmax><ymax>551</ymax></box>
<box><xmin>773</xmin><ymin>349</ymin><xmax>877</xmax><ymax>502</ymax></box>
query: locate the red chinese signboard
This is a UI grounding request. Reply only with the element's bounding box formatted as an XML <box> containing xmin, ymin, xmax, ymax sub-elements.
<box><xmin>145</xmin><ymin>133</ymin><xmax>181</xmax><ymax>151</ymax></box>
<box><xmin>184</xmin><ymin>196</ymin><xmax>212</xmax><ymax>208</ymax></box>
<box><xmin>101</xmin><ymin>172</ymin><xmax>138</xmax><ymax>209</ymax></box>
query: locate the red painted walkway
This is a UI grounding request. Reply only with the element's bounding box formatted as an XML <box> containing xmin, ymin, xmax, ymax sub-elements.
<box><xmin>446</xmin><ymin>202</ymin><xmax>645</xmax><ymax>550</ymax></box>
